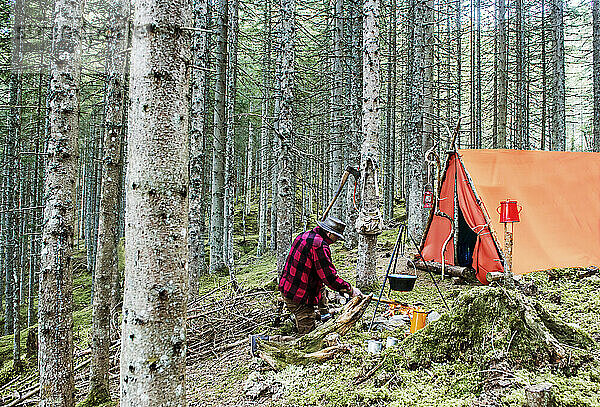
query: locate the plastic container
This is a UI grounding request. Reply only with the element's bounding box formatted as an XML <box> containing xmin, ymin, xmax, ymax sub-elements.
<box><xmin>410</xmin><ymin>310</ymin><xmax>428</xmax><ymax>333</ymax></box>
<box><xmin>385</xmin><ymin>337</ymin><xmax>399</xmax><ymax>348</ymax></box>
<box><xmin>367</xmin><ymin>340</ymin><xmax>383</xmax><ymax>354</ymax></box>
<box><xmin>388</xmin><ymin>274</ymin><xmax>418</xmax><ymax>291</ymax></box>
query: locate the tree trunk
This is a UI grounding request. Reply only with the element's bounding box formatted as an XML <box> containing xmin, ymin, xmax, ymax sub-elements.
<box><xmin>551</xmin><ymin>0</ymin><xmax>565</xmax><ymax>151</ymax></box>
<box><xmin>224</xmin><ymin>0</ymin><xmax>239</xmax><ymax>269</ymax></box>
<box><xmin>330</xmin><ymin>0</ymin><xmax>344</xmax><ymax>219</ymax></box>
<box><xmin>515</xmin><ymin>0</ymin><xmax>525</xmax><ymax>149</ymax></box>
<box><xmin>39</xmin><ymin>0</ymin><xmax>82</xmax><ymax>403</ymax></box>
<box><xmin>257</xmin><ymin>0</ymin><xmax>272</xmax><ymax>256</ymax></box>
<box><xmin>275</xmin><ymin>0</ymin><xmax>295</xmax><ymax>276</ymax></box>
<box><xmin>344</xmin><ymin>0</ymin><xmax>361</xmax><ymax>250</ymax></box>
<box><xmin>355</xmin><ymin>0</ymin><xmax>381</xmax><ymax>289</ymax></box>
<box><xmin>8</xmin><ymin>0</ymin><xmax>24</xmax><ymax>368</ymax></box>
<box><xmin>423</xmin><ymin>0</ymin><xmax>434</xmax><ymax>152</ymax></box>
<box><xmin>189</xmin><ymin>0</ymin><xmax>210</xmax><ymax>294</ymax></box>
<box><xmin>594</xmin><ymin>0</ymin><xmax>600</xmax><ymax>152</ymax></box>
<box><xmin>210</xmin><ymin>0</ymin><xmax>228</xmax><ymax>274</ymax></box>
<box><xmin>497</xmin><ymin>0</ymin><xmax>508</xmax><ymax>148</ymax></box>
<box><xmin>541</xmin><ymin>0</ymin><xmax>547</xmax><ymax>150</ymax></box>
<box><xmin>407</xmin><ymin>0</ymin><xmax>425</xmax><ymax>238</ymax></box>
<box><xmin>87</xmin><ymin>0</ymin><xmax>128</xmax><ymax>401</ymax></box>
<box><xmin>119</xmin><ymin>0</ymin><xmax>191</xmax><ymax>404</ymax></box>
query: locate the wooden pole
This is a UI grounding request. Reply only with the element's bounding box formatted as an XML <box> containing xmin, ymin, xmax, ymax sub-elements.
<box><xmin>504</xmin><ymin>222</ymin><xmax>514</xmax><ymax>287</ymax></box>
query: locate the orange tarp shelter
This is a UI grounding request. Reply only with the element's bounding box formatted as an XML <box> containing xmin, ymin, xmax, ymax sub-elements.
<box><xmin>421</xmin><ymin>149</ymin><xmax>600</xmax><ymax>284</ymax></box>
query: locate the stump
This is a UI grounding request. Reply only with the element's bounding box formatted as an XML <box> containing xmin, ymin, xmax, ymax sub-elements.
<box><xmin>395</xmin><ymin>286</ymin><xmax>595</xmax><ymax>368</ymax></box>
<box><xmin>525</xmin><ymin>382</ymin><xmax>555</xmax><ymax>407</ymax></box>
<box><xmin>257</xmin><ymin>294</ymin><xmax>372</xmax><ymax>370</ymax></box>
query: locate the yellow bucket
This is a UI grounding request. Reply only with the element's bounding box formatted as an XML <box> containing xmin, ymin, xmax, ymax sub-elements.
<box><xmin>410</xmin><ymin>310</ymin><xmax>427</xmax><ymax>333</ymax></box>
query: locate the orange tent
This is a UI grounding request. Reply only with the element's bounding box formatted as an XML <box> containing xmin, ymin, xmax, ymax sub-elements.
<box><xmin>421</xmin><ymin>149</ymin><xmax>600</xmax><ymax>284</ymax></box>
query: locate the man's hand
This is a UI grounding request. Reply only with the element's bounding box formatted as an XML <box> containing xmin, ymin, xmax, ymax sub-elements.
<box><xmin>351</xmin><ymin>287</ymin><xmax>363</xmax><ymax>297</ymax></box>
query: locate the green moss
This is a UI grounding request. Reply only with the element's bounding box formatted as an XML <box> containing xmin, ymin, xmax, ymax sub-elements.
<box><xmin>391</xmin><ymin>286</ymin><xmax>594</xmax><ymax>369</ymax></box>
<box><xmin>76</xmin><ymin>384</ymin><xmax>113</xmax><ymax>407</ymax></box>
<box><xmin>501</xmin><ymin>365</ymin><xmax>600</xmax><ymax>407</ymax></box>
<box><xmin>237</xmin><ymin>255</ymin><xmax>277</xmax><ymax>290</ymax></box>
<box><xmin>0</xmin><ymin>356</ymin><xmax>37</xmax><ymax>387</ymax></box>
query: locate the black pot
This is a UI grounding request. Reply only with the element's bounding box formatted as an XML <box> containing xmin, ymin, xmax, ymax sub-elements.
<box><xmin>388</xmin><ymin>274</ymin><xmax>417</xmax><ymax>292</ymax></box>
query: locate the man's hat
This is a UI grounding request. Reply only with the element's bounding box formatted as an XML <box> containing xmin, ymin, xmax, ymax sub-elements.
<box><xmin>317</xmin><ymin>216</ymin><xmax>346</xmax><ymax>241</ymax></box>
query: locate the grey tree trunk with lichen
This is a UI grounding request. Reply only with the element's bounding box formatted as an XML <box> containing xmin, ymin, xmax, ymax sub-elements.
<box><xmin>189</xmin><ymin>0</ymin><xmax>210</xmax><ymax>295</ymax></box>
<box><xmin>407</xmin><ymin>0</ymin><xmax>425</xmax><ymax>238</ymax></box>
<box><xmin>497</xmin><ymin>0</ymin><xmax>507</xmax><ymax>148</ymax></box>
<box><xmin>257</xmin><ymin>0</ymin><xmax>272</xmax><ymax>257</ymax></box>
<box><xmin>329</xmin><ymin>0</ymin><xmax>344</xmax><ymax>219</ymax></box>
<box><xmin>595</xmin><ymin>0</ymin><xmax>600</xmax><ymax>152</ymax></box>
<box><xmin>87</xmin><ymin>0</ymin><xmax>128</xmax><ymax>402</ymax></box>
<box><xmin>39</xmin><ymin>0</ymin><xmax>82</xmax><ymax>404</ymax></box>
<box><xmin>9</xmin><ymin>0</ymin><xmax>24</xmax><ymax>370</ymax></box>
<box><xmin>355</xmin><ymin>0</ymin><xmax>380</xmax><ymax>289</ymax></box>
<box><xmin>224</xmin><ymin>0</ymin><xmax>238</xmax><ymax>269</ymax></box>
<box><xmin>344</xmin><ymin>0</ymin><xmax>361</xmax><ymax>250</ymax></box>
<box><xmin>276</xmin><ymin>0</ymin><xmax>295</xmax><ymax>276</ymax></box>
<box><xmin>551</xmin><ymin>0</ymin><xmax>565</xmax><ymax>151</ymax></box>
<box><xmin>119</xmin><ymin>0</ymin><xmax>191</xmax><ymax>404</ymax></box>
<box><xmin>210</xmin><ymin>0</ymin><xmax>228</xmax><ymax>274</ymax></box>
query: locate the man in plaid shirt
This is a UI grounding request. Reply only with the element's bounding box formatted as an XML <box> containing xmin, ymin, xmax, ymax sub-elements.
<box><xmin>278</xmin><ymin>216</ymin><xmax>362</xmax><ymax>334</ymax></box>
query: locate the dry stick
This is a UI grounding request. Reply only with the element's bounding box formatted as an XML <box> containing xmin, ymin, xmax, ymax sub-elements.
<box><xmin>0</xmin><ymin>376</ymin><xmax>23</xmax><ymax>392</ymax></box>
<box><xmin>353</xmin><ymin>357</ymin><xmax>386</xmax><ymax>385</ymax></box>
<box><xmin>6</xmin><ymin>342</ymin><xmax>119</xmax><ymax>407</ymax></box>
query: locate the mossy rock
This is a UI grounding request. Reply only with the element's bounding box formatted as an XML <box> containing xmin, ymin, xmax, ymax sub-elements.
<box><xmin>389</xmin><ymin>286</ymin><xmax>596</xmax><ymax>369</ymax></box>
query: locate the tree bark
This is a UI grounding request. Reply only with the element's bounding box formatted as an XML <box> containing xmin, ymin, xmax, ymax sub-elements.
<box><xmin>551</xmin><ymin>0</ymin><xmax>565</xmax><ymax>151</ymax></box>
<box><xmin>8</xmin><ymin>0</ymin><xmax>24</xmax><ymax>369</ymax></box>
<box><xmin>330</xmin><ymin>0</ymin><xmax>344</xmax><ymax>219</ymax></box>
<box><xmin>515</xmin><ymin>0</ymin><xmax>525</xmax><ymax>149</ymax></box>
<box><xmin>39</xmin><ymin>0</ymin><xmax>82</xmax><ymax>404</ymax></box>
<box><xmin>541</xmin><ymin>0</ymin><xmax>547</xmax><ymax>150</ymax></box>
<box><xmin>355</xmin><ymin>0</ymin><xmax>381</xmax><ymax>289</ymax></box>
<box><xmin>276</xmin><ymin>0</ymin><xmax>295</xmax><ymax>276</ymax></box>
<box><xmin>594</xmin><ymin>0</ymin><xmax>600</xmax><ymax>152</ymax></box>
<box><xmin>119</xmin><ymin>0</ymin><xmax>191</xmax><ymax>404</ymax></box>
<box><xmin>210</xmin><ymin>0</ymin><xmax>228</xmax><ymax>274</ymax></box>
<box><xmin>224</xmin><ymin>0</ymin><xmax>239</xmax><ymax>269</ymax></box>
<box><xmin>189</xmin><ymin>0</ymin><xmax>210</xmax><ymax>294</ymax></box>
<box><xmin>407</xmin><ymin>0</ymin><xmax>425</xmax><ymax>238</ymax></box>
<box><xmin>257</xmin><ymin>0</ymin><xmax>272</xmax><ymax>256</ymax></box>
<box><xmin>344</xmin><ymin>0</ymin><xmax>361</xmax><ymax>250</ymax></box>
<box><xmin>87</xmin><ymin>0</ymin><xmax>128</xmax><ymax>401</ymax></box>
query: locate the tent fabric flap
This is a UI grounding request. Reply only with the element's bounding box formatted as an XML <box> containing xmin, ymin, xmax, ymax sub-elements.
<box><xmin>421</xmin><ymin>153</ymin><xmax>503</xmax><ymax>284</ymax></box>
<box><xmin>421</xmin><ymin>154</ymin><xmax>456</xmax><ymax>266</ymax></box>
<box><xmin>455</xmin><ymin>155</ymin><xmax>504</xmax><ymax>283</ymax></box>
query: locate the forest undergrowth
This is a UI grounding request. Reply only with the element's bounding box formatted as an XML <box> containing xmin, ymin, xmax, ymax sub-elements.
<box><xmin>1</xmin><ymin>222</ymin><xmax>599</xmax><ymax>406</ymax></box>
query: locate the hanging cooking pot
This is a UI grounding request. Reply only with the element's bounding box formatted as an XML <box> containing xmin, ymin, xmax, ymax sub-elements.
<box><xmin>387</xmin><ymin>260</ymin><xmax>418</xmax><ymax>292</ymax></box>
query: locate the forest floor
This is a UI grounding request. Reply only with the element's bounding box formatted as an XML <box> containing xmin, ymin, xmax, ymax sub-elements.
<box><xmin>1</xmin><ymin>226</ymin><xmax>600</xmax><ymax>406</ymax></box>
<box><xmin>183</xmin><ymin>227</ymin><xmax>600</xmax><ymax>407</ymax></box>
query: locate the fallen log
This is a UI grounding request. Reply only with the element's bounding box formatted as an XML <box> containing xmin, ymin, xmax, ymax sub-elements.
<box><xmin>412</xmin><ymin>260</ymin><xmax>475</xmax><ymax>281</ymax></box>
<box><xmin>257</xmin><ymin>294</ymin><xmax>372</xmax><ymax>370</ymax></box>
<box><xmin>486</xmin><ymin>272</ymin><xmax>505</xmax><ymax>283</ymax></box>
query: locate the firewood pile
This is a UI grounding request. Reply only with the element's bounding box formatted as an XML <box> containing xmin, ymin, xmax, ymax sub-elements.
<box><xmin>186</xmin><ymin>281</ymin><xmax>279</xmax><ymax>363</ymax></box>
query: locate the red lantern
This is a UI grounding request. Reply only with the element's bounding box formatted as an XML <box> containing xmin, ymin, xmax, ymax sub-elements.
<box><xmin>423</xmin><ymin>190</ymin><xmax>433</xmax><ymax>209</ymax></box>
<box><xmin>497</xmin><ymin>199</ymin><xmax>521</xmax><ymax>223</ymax></box>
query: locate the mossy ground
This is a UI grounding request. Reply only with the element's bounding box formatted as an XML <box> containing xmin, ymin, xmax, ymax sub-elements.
<box><xmin>1</xmin><ymin>202</ymin><xmax>599</xmax><ymax>406</ymax></box>
<box><xmin>215</xmin><ymin>221</ymin><xmax>600</xmax><ymax>406</ymax></box>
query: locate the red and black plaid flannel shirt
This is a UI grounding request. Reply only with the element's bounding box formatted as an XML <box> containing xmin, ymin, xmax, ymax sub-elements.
<box><xmin>278</xmin><ymin>226</ymin><xmax>352</xmax><ymax>305</ymax></box>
